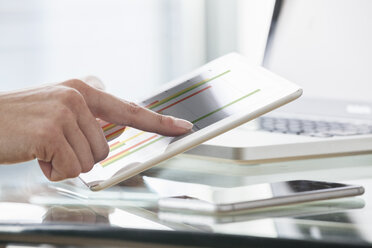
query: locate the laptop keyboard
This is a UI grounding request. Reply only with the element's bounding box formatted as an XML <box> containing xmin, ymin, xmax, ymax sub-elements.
<box><xmin>259</xmin><ymin>117</ymin><xmax>372</xmax><ymax>137</ymax></box>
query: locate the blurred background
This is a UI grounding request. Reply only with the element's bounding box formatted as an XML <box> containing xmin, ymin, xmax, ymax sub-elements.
<box><xmin>0</xmin><ymin>0</ymin><xmax>275</xmax><ymax>100</ymax></box>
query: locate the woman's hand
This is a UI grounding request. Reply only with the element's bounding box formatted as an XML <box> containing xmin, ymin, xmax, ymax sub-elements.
<box><xmin>0</xmin><ymin>79</ymin><xmax>192</xmax><ymax>181</ymax></box>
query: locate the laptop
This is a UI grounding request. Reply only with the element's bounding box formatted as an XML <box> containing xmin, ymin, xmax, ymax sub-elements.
<box><xmin>185</xmin><ymin>0</ymin><xmax>372</xmax><ymax>163</ymax></box>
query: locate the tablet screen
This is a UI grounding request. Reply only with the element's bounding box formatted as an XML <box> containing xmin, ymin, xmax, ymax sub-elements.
<box><xmin>81</xmin><ymin>67</ymin><xmax>261</xmax><ymax>183</ymax></box>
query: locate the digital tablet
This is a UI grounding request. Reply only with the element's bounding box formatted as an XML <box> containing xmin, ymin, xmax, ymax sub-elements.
<box><xmin>79</xmin><ymin>53</ymin><xmax>302</xmax><ymax>191</ymax></box>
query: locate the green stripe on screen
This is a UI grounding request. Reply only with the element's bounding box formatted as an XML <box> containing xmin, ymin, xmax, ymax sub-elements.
<box><xmin>149</xmin><ymin>70</ymin><xmax>231</xmax><ymax>110</ymax></box>
<box><xmin>102</xmin><ymin>137</ymin><xmax>165</xmax><ymax>167</ymax></box>
<box><xmin>192</xmin><ymin>89</ymin><xmax>261</xmax><ymax>124</ymax></box>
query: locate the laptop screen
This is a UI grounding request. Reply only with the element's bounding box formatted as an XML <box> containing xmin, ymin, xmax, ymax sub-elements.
<box><xmin>263</xmin><ymin>0</ymin><xmax>372</xmax><ymax>103</ymax></box>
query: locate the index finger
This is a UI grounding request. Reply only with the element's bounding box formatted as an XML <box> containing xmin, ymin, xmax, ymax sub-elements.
<box><xmin>62</xmin><ymin>80</ymin><xmax>193</xmax><ymax>136</ymax></box>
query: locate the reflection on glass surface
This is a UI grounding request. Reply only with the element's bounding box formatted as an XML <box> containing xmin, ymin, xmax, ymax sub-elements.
<box><xmin>109</xmin><ymin>208</ymin><xmax>171</xmax><ymax>230</ymax></box>
<box><xmin>144</xmin><ymin>176</ymin><xmax>274</xmax><ymax>204</ymax></box>
<box><xmin>42</xmin><ymin>206</ymin><xmax>110</xmax><ymax>225</ymax></box>
<box><xmin>215</xmin><ymin>218</ymin><xmax>278</xmax><ymax>238</ymax></box>
<box><xmin>146</xmin><ymin>177</ymin><xmax>363</xmax><ymax>207</ymax></box>
<box><xmin>158</xmin><ymin>198</ymin><xmax>366</xmax><ymax>238</ymax></box>
<box><xmin>274</xmin><ymin>216</ymin><xmax>372</xmax><ymax>244</ymax></box>
<box><xmin>0</xmin><ymin>203</ymin><xmax>45</xmax><ymax>224</ymax></box>
<box><xmin>0</xmin><ymin>156</ymin><xmax>372</xmax><ymax>246</ymax></box>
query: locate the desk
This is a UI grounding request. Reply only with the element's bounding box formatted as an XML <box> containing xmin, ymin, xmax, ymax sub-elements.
<box><xmin>0</xmin><ymin>154</ymin><xmax>372</xmax><ymax>247</ymax></box>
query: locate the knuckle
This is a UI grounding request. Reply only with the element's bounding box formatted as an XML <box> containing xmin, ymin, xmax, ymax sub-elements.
<box><xmin>42</xmin><ymin>105</ymin><xmax>74</xmax><ymax>130</ymax></box>
<box><xmin>34</xmin><ymin>126</ymin><xmax>60</xmax><ymax>162</ymax></box>
<box><xmin>81</xmin><ymin>156</ymin><xmax>95</xmax><ymax>173</ymax></box>
<box><xmin>66</xmin><ymin>79</ymin><xmax>88</xmax><ymax>91</ymax></box>
<box><xmin>37</xmin><ymin>121</ymin><xmax>60</xmax><ymax>142</ymax></box>
<box><xmin>56</xmin><ymin>87</ymin><xmax>85</xmax><ymax>106</ymax></box>
<box><xmin>157</xmin><ymin>114</ymin><xmax>165</xmax><ymax>125</ymax></box>
<box><xmin>56</xmin><ymin>105</ymin><xmax>75</xmax><ymax>121</ymax></box>
<box><xmin>157</xmin><ymin>114</ymin><xmax>172</xmax><ymax>126</ymax></box>
<box><xmin>127</xmin><ymin>102</ymin><xmax>142</xmax><ymax>115</ymax></box>
<box><xmin>50</xmin><ymin>176</ymin><xmax>61</xmax><ymax>182</ymax></box>
<box><xmin>50</xmin><ymin>171</ymin><xmax>64</xmax><ymax>182</ymax></box>
<box><xmin>67</xmin><ymin>167</ymin><xmax>81</xmax><ymax>178</ymax></box>
<box><xmin>49</xmin><ymin>176</ymin><xmax>57</xmax><ymax>182</ymax></box>
<box><xmin>64</xmin><ymin>79</ymin><xmax>94</xmax><ymax>98</ymax></box>
<box><xmin>92</xmin><ymin>142</ymin><xmax>109</xmax><ymax>163</ymax></box>
<box><xmin>81</xmin><ymin>166</ymin><xmax>92</xmax><ymax>174</ymax></box>
<box><xmin>155</xmin><ymin>114</ymin><xmax>165</xmax><ymax>133</ymax></box>
<box><xmin>72</xmin><ymin>170</ymin><xmax>81</xmax><ymax>178</ymax></box>
<box><xmin>96</xmin><ymin>143</ymin><xmax>110</xmax><ymax>162</ymax></box>
<box><xmin>81</xmin><ymin>161</ymin><xmax>94</xmax><ymax>173</ymax></box>
<box><xmin>153</xmin><ymin>114</ymin><xmax>173</xmax><ymax>133</ymax></box>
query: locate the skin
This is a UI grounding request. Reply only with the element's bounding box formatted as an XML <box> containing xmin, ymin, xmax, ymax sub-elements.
<box><xmin>0</xmin><ymin>78</ymin><xmax>193</xmax><ymax>181</ymax></box>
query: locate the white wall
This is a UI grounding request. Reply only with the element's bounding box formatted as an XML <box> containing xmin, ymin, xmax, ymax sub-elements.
<box><xmin>265</xmin><ymin>0</ymin><xmax>372</xmax><ymax>102</ymax></box>
<box><xmin>0</xmin><ymin>0</ymin><xmax>272</xmax><ymax>100</ymax></box>
<box><xmin>237</xmin><ymin>0</ymin><xmax>275</xmax><ymax>65</ymax></box>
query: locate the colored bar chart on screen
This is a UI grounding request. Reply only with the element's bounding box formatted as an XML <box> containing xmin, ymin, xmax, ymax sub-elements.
<box><xmin>191</xmin><ymin>88</ymin><xmax>260</xmax><ymax>124</ymax></box>
<box><xmin>143</xmin><ymin>68</ymin><xmax>260</xmax><ymax>130</ymax></box>
<box><xmin>148</xmin><ymin>70</ymin><xmax>230</xmax><ymax>110</ymax></box>
<box><xmin>98</xmin><ymin>127</ymin><xmax>172</xmax><ymax>169</ymax></box>
<box><xmin>96</xmin><ymin>68</ymin><xmax>260</xmax><ymax>170</ymax></box>
<box><xmin>101</xmin><ymin>134</ymin><xmax>162</xmax><ymax>167</ymax></box>
<box><xmin>105</xmin><ymin>127</ymin><xmax>125</xmax><ymax>141</ymax></box>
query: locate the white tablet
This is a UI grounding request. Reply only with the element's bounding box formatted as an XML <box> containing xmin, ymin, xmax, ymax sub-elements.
<box><xmin>79</xmin><ymin>53</ymin><xmax>302</xmax><ymax>191</ymax></box>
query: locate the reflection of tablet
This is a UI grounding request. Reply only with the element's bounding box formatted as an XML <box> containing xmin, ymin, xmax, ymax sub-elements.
<box><xmin>80</xmin><ymin>53</ymin><xmax>302</xmax><ymax>191</ymax></box>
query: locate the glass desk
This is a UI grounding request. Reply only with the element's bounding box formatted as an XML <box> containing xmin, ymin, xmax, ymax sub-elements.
<box><xmin>0</xmin><ymin>153</ymin><xmax>372</xmax><ymax>247</ymax></box>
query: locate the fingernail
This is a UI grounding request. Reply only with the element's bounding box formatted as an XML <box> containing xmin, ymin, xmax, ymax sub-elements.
<box><xmin>174</xmin><ymin>118</ymin><xmax>193</xmax><ymax>130</ymax></box>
